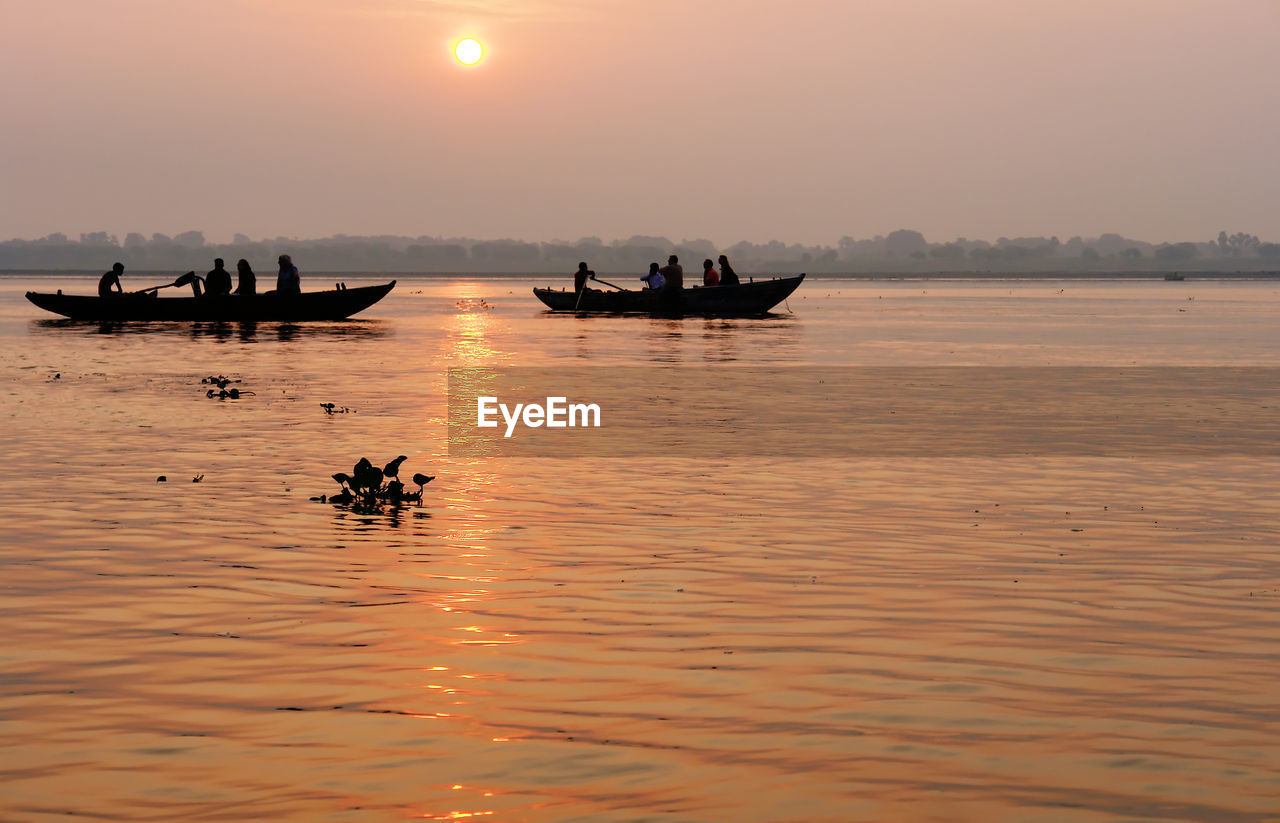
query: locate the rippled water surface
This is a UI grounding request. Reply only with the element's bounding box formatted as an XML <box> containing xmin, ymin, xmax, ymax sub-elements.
<box><xmin>2</xmin><ymin>275</ymin><xmax>1278</xmax><ymax>822</ymax></box>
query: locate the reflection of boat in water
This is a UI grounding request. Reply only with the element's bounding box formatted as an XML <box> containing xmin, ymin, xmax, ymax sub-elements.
<box><xmin>533</xmin><ymin>274</ymin><xmax>805</xmax><ymax>316</ymax></box>
<box><xmin>33</xmin><ymin>318</ymin><xmax>390</xmax><ymax>341</ymax></box>
<box><xmin>25</xmin><ymin>281</ymin><xmax>396</xmax><ymax>321</ymax></box>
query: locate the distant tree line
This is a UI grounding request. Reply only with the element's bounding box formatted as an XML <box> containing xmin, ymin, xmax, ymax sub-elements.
<box><xmin>3</xmin><ymin>229</ymin><xmax>1279</xmax><ymax>274</ymax></box>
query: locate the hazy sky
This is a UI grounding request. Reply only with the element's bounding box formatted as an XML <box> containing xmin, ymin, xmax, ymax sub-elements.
<box><xmin>2</xmin><ymin>0</ymin><xmax>1277</xmax><ymax>246</ymax></box>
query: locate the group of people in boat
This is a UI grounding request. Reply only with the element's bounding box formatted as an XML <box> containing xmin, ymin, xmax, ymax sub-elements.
<box><xmin>574</xmin><ymin>254</ymin><xmax>740</xmax><ymax>294</ymax></box>
<box><xmin>98</xmin><ymin>255</ymin><xmax>302</xmax><ymax>298</ymax></box>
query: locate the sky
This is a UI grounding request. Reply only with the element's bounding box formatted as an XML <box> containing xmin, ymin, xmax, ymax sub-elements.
<box><xmin>1</xmin><ymin>0</ymin><xmax>1278</xmax><ymax>246</ymax></box>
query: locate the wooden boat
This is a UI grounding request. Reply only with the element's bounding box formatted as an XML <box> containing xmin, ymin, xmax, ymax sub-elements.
<box><xmin>25</xmin><ymin>281</ymin><xmax>396</xmax><ymax>321</ymax></box>
<box><xmin>533</xmin><ymin>274</ymin><xmax>804</xmax><ymax>316</ymax></box>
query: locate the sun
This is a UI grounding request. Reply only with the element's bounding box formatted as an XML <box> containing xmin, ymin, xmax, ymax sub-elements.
<box><xmin>455</xmin><ymin>38</ymin><xmax>483</xmax><ymax>66</ymax></box>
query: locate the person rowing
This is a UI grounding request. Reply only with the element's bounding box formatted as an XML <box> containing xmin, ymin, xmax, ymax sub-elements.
<box><xmin>574</xmin><ymin>261</ymin><xmax>596</xmax><ymax>293</ymax></box>
<box><xmin>99</xmin><ymin>262</ymin><xmax>124</xmax><ymax>298</ymax></box>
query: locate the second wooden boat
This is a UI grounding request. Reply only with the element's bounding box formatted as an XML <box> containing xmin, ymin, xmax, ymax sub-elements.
<box><xmin>534</xmin><ymin>274</ymin><xmax>804</xmax><ymax>316</ymax></box>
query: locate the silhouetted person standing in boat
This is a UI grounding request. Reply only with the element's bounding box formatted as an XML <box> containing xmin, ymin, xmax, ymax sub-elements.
<box><xmin>718</xmin><ymin>254</ymin><xmax>740</xmax><ymax>286</ymax></box>
<box><xmin>702</xmin><ymin>258</ymin><xmax>720</xmax><ymax>287</ymax></box>
<box><xmin>99</xmin><ymin>262</ymin><xmax>124</xmax><ymax>297</ymax></box>
<box><xmin>205</xmin><ymin>258</ymin><xmax>233</xmax><ymax>296</ymax></box>
<box><xmin>277</xmin><ymin>254</ymin><xmax>300</xmax><ymax>294</ymax></box>
<box><xmin>574</xmin><ymin>261</ymin><xmax>595</xmax><ymax>293</ymax></box>
<box><xmin>233</xmin><ymin>259</ymin><xmax>256</xmax><ymax>297</ymax></box>
<box><xmin>659</xmin><ymin>255</ymin><xmax>683</xmax><ymax>291</ymax></box>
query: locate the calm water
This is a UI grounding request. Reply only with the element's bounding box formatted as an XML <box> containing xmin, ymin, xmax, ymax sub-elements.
<box><xmin>1</xmin><ymin>275</ymin><xmax>1278</xmax><ymax>822</ymax></box>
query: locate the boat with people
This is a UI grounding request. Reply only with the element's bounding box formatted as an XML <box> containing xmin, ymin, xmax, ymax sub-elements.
<box><xmin>534</xmin><ymin>273</ymin><xmax>805</xmax><ymax>316</ymax></box>
<box><xmin>26</xmin><ymin>279</ymin><xmax>396</xmax><ymax>321</ymax></box>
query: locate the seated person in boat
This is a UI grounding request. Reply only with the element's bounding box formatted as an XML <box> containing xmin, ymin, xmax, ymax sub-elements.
<box><xmin>574</xmin><ymin>261</ymin><xmax>595</xmax><ymax>293</ymax></box>
<box><xmin>640</xmin><ymin>262</ymin><xmax>666</xmax><ymax>290</ymax></box>
<box><xmin>98</xmin><ymin>262</ymin><xmax>124</xmax><ymax>297</ymax></box>
<box><xmin>233</xmin><ymin>259</ymin><xmax>257</xmax><ymax>297</ymax></box>
<box><xmin>702</xmin><ymin>258</ymin><xmax>720</xmax><ymax>287</ymax></box>
<box><xmin>659</xmin><ymin>255</ymin><xmax>683</xmax><ymax>290</ymax></box>
<box><xmin>276</xmin><ymin>254</ymin><xmax>301</xmax><ymax>294</ymax></box>
<box><xmin>205</xmin><ymin>258</ymin><xmax>233</xmax><ymax>296</ymax></box>
<box><xmin>718</xmin><ymin>254</ymin><xmax>740</xmax><ymax>286</ymax></box>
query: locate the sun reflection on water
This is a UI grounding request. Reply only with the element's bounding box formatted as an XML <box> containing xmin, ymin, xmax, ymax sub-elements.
<box><xmin>447</xmin><ymin>282</ymin><xmax>503</xmax><ymax>365</ymax></box>
<box><xmin>423</xmin><ymin>811</ymin><xmax>496</xmax><ymax>820</ymax></box>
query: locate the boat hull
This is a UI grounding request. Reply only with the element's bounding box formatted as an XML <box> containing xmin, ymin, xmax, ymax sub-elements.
<box><xmin>25</xmin><ymin>281</ymin><xmax>396</xmax><ymax>321</ymax></box>
<box><xmin>533</xmin><ymin>274</ymin><xmax>804</xmax><ymax>316</ymax></box>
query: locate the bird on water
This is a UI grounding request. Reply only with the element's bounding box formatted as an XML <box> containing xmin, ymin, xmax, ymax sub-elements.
<box><xmin>383</xmin><ymin>455</ymin><xmax>408</xmax><ymax>479</ymax></box>
<box><xmin>351</xmin><ymin>458</ymin><xmax>384</xmax><ymax>492</ymax></box>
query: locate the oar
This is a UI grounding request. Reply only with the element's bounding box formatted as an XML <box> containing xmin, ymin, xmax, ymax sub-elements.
<box><xmin>134</xmin><ymin>271</ymin><xmax>196</xmax><ymax>294</ymax></box>
<box><xmin>574</xmin><ymin>273</ymin><xmax>623</xmax><ymax>309</ymax></box>
<box><xmin>590</xmin><ymin>275</ymin><xmax>626</xmax><ymax>291</ymax></box>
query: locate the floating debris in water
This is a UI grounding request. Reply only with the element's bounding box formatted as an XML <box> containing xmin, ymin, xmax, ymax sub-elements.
<box><xmin>156</xmin><ymin>476</ymin><xmax>167</xmax><ymax>482</ymax></box>
<box><xmin>320</xmin><ymin>402</ymin><xmax>353</xmax><ymax>415</ymax></box>
<box><xmin>192</xmin><ymin>475</ymin><xmax>204</xmax><ymax>483</ymax></box>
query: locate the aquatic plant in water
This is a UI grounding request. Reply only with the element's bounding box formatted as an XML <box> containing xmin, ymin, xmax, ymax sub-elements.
<box><xmin>206</xmin><ymin>387</ymin><xmax>253</xmax><ymax>399</ymax></box>
<box><xmin>201</xmin><ymin>375</ymin><xmax>255</xmax><ymax>400</ymax></box>
<box><xmin>315</xmin><ymin>456</ymin><xmax>435</xmax><ymax>511</ymax></box>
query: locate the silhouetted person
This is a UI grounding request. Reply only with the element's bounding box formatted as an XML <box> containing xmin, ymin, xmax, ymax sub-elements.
<box><xmin>99</xmin><ymin>262</ymin><xmax>124</xmax><ymax>297</ymax></box>
<box><xmin>277</xmin><ymin>254</ymin><xmax>300</xmax><ymax>294</ymax></box>
<box><xmin>718</xmin><ymin>254</ymin><xmax>740</xmax><ymax>286</ymax></box>
<box><xmin>640</xmin><ymin>262</ymin><xmax>665</xmax><ymax>290</ymax></box>
<box><xmin>702</xmin><ymin>258</ymin><xmax>720</xmax><ymax>287</ymax></box>
<box><xmin>574</xmin><ymin>261</ymin><xmax>595</xmax><ymax>293</ymax></box>
<box><xmin>659</xmin><ymin>255</ymin><xmax>683</xmax><ymax>291</ymax></box>
<box><xmin>206</xmin><ymin>258</ymin><xmax>232</xmax><ymax>296</ymax></box>
<box><xmin>233</xmin><ymin>259</ymin><xmax>256</xmax><ymax>297</ymax></box>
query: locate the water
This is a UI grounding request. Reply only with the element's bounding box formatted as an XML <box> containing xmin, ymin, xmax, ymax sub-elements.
<box><xmin>1</xmin><ymin>274</ymin><xmax>1278</xmax><ymax>821</ymax></box>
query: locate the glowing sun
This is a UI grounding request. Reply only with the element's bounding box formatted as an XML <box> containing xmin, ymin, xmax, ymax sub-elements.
<box><xmin>455</xmin><ymin>38</ymin><xmax>483</xmax><ymax>65</ymax></box>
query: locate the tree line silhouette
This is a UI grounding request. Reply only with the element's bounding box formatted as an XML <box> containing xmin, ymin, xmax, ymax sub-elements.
<box><xmin>3</xmin><ymin>229</ymin><xmax>1278</xmax><ymax>274</ymax></box>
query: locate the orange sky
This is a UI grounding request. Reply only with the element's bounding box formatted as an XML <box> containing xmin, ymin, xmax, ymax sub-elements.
<box><xmin>1</xmin><ymin>0</ymin><xmax>1277</xmax><ymax>245</ymax></box>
